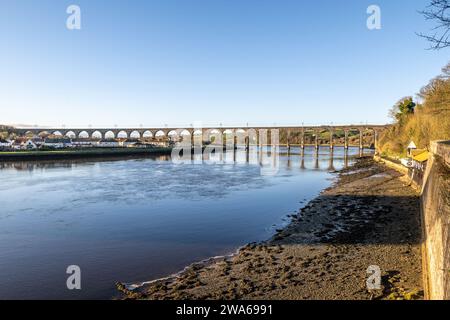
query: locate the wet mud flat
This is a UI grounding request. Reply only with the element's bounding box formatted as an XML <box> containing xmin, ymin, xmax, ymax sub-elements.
<box><xmin>117</xmin><ymin>157</ymin><xmax>423</xmax><ymax>300</ymax></box>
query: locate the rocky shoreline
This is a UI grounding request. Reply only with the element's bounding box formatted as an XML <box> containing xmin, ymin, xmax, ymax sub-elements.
<box><xmin>117</xmin><ymin>157</ymin><xmax>424</xmax><ymax>300</ymax></box>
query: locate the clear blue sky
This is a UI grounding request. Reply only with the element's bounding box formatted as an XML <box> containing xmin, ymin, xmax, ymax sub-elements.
<box><xmin>0</xmin><ymin>0</ymin><xmax>448</xmax><ymax>128</ymax></box>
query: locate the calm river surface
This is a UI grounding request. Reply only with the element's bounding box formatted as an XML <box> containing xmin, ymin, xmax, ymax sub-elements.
<box><xmin>0</xmin><ymin>147</ymin><xmax>369</xmax><ymax>299</ymax></box>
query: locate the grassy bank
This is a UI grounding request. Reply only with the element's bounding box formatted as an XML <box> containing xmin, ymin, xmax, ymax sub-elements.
<box><xmin>0</xmin><ymin>147</ymin><xmax>172</xmax><ymax>161</ymax></box>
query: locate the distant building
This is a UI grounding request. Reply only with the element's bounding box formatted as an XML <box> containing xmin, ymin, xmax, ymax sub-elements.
<box><xmin>118</xmin><ymin>139</ymin><xmax>139</xmax><ymax>148</ymax></box>
<box><xmin>133</xmin><ymin>141</ymin><xmax>153</xmax><ymax>149</ymax></box>
<box><xmin>31</xmin><ymin>137</ymin><xmax>44</xmax><ymax>147</ymax></box>
<box><xmin>11</xmin><ymin>137</ymin><xmax>27</xmax><ymax>149</ymax></box>
<box><xmin>97</xmin><ymin>139</ymin><xmax>120</xmax><ymax>148</ymax></box>
<box><xmin>44</xmin><ymin>138</ymin><xmax>72</xmax><ymax>149</ymax></box>
<box><xmin>401</xmin><ymin>143</ymin><xmax>429</xmax><ymax>170</ymax></box>
<box><xmin>10</xmin><ymin>138</ymin><xmax>36</xmax><ymax>150</ymax></box>
<box><xmin>23</xmin><ymin>140</ymin><xmax>38</xmax><ymax>150</ymax></box>
<box><xmin>0</xmin><ymin>139</ymin><xmax>12</xmax><ymax>149</ymax></box>
<box><xmin>11</xmin><ymin>141</ymin><xmax>23</xmax><ymax>150</ymax></box>
<box><xmin>71</xmin><ymin>139</ymin><xmax>94</xmax><ymax>148</ymax></box>
<box><xmin>407</xmin><ymin>141</ymin><xmax>417</xmax><ymax>157</ymax></box>
<box><xmin>149</xmin><ymin>141</ymin><xmax>170</xmax><ymax>148</ymax></box>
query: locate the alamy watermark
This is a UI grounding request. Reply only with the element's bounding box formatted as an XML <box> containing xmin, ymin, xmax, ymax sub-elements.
<box><xmin>66</xmin><ymin>5</ymin><xmax>81</xmax><ymax>30</ymax></box>
<box><xmin>66</xmin><ymin>265</ymin><xmax>81</xmax><ymax>290</ymax></box>
<box><xmin>367</xmin><ymin>5</ymin><xmax>381</xmax><ymax>30</ymax></box>
<box><xmin>366</xmin><ymin>265</ymin><xmax>381</xmax><ymax>290</ymax></box>
<box><xmin>65</xmin><ymin>5</ymin><xmax>381</xmax><ymax>31</ymax></box>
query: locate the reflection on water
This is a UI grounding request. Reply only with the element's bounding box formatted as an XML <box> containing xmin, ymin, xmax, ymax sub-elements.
<box><xmin>0</xmin><ymin>147</ymin><xmax>370</xmax><ymax>299</ymax></box>
<box><xmin>0</xmin><ymin>146</ymin><xmax>367</xmax><ymax>172</ymax></box>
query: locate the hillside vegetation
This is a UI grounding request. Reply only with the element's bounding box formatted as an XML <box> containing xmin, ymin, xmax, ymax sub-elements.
<box><xmin>378</xmin><ymin>62</ymin><xmax>450</xmax><ymax>157</ymax></box>
<box><xmin>0</xmin><ymin>125</ymin><xmax>14</xmax><ymax>140</ymax></box>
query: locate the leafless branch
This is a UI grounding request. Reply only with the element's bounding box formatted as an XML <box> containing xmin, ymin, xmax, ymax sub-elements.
<box><xmin>418</xmin><ymin>0</ymin><xmax>450</xmax><ymax>49</ymax></box>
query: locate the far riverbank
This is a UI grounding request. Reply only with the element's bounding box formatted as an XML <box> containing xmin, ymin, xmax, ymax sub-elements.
<box><xmin>117</xmin><ymin>157</ymin><xmax>423</xmax><ymax>300</ymax></box>
<box><xmin>0</xmin><ymin>147</ymin><xmax>172</xmax><ymax>161</ymax></box>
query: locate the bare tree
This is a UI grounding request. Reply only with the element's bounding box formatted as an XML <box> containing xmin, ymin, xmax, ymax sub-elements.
<box><xmin>419</xmin><ymin>0</ymin><xmax>450</xmax><ymax>49</ymax></box>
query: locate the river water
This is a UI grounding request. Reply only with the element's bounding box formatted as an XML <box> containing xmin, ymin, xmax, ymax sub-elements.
<box><xmin>0</xmin><ymin>147</ymin><xmax>370</xmax><ymax>299</ymax></box>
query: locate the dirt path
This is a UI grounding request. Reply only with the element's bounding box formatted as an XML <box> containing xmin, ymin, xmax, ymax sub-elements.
<box><xmin>117</xmin><ymin>158</ymin><xmax>424</xmax><ymax>300</ymax></box>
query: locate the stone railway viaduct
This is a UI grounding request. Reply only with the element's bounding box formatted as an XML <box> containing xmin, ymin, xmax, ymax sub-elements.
<box><xmin>15</xmin><ymin>125</ymin><xmax>390</xmax><ymax>150</ymax></box>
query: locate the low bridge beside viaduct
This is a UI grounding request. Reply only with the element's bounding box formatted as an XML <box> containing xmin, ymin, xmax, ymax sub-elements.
<box><xmin>15</xmin><ymin>125</ymin><xmax>391</xmax><ymax>150</ymax></box>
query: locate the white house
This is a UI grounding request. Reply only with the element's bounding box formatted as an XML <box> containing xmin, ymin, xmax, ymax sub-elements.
<box><xmin>11</xmin><ymin>142</ymin><xmax>23</xmax><ymax>150</ymax></box>
<box><xmin>10</xmin><ymin>138</ymin><xmax>27</xmax><ymax>150</ymax></box>
<box><xmin>23</xmin><ymin>140</ymin><xmax>38</xmax><ymax>150</ymax></box>
<box><xmin>0</xmin><ymin>139</ymin><xmax>12</xmax><ymax>149</ymax></box>
<box><xmin>31</xmin><ymin>137</ymin><xmax>44</xmax><ymax>147</ymax></box>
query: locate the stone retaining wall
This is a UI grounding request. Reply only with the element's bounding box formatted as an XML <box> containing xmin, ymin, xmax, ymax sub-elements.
<box><xmin>421</xmin><ymin>141</ymin><xmax>450</xmax><ymax>300</ymax></box>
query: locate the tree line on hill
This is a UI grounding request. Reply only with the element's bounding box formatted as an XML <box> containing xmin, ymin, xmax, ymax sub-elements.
<box><xmin>378</xmin><ymin>62</ymin><xmax>450</xmax><ymax>157</ymax></box>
